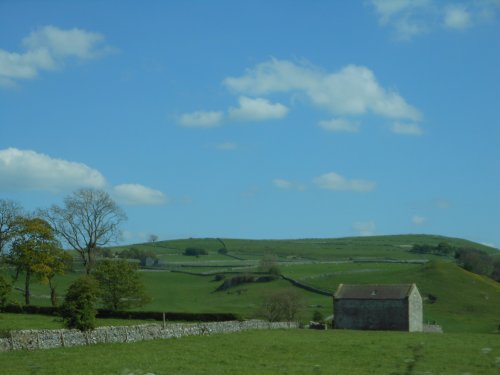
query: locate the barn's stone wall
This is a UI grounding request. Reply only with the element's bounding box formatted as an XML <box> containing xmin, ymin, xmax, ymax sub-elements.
<box><xmin>334</xmin><ymin>299</ymin><xmax>409</xmax><ymax>331</ymax></box>
<box><xmin>408</xmin><ymin>286</ymin><xmax>423</xmax><ymax>332</ymax></box>
<box><xmin>0</xmin><ymin>320</ymin><xmax>298</xmax><ymax>352</ymax></box>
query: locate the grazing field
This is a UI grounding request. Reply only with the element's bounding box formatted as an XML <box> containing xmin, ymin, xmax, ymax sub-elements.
<box><xmin>1</xmin><ymin>329</ymin><xmax>499</xmax><ymax>374</ymax></box>
<box><xmin>2</xmin><ymin>235</ymin><xmax>499</xmax><ymax>333</ymax></box>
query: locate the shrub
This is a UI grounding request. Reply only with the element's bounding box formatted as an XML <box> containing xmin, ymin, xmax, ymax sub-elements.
<box><xmin>183</xmin><ymin>247</ymin><xmax>208</xmax><ymax>257</ymax></box>
<box><xmin>217</xmin><ymin>248</ymin><xmax>228</xmax><ymax>255</ymax></box>
<box><xmin>312</xmin><ymin>310</ymin><xmax>324</xmax><ymax>322</ymax></box>
<box><xmin>61</xmin><ymin>276</ymin><xmax>98</xmax><ymax>331</ymax></box>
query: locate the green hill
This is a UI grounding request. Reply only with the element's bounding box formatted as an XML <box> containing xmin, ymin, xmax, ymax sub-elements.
<box><xmin>3</xmin><ymin>234</ymin><xmax>499</xmax><ymax>333</ymax></box>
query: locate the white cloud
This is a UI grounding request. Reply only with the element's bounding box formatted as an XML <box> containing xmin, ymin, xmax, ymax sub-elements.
<box><xmin>178</xmin><ymin>110</ymin><xmax>224</xmax><ymax>128</ymax></box>
<box><xmin>0</xmin><ymin>25</ymin><xmax>111</xmax><ymax>87</ymax></box>
<box><xmin>319</xmin><ymin>118</ymin><xmax>360</xmax><ymax>132</ymax></box>
<box><xmin>390</xmin><ymin>122</ymin><xmax>423</xmax><ymax>135</ymax></box>
<box><xmin>353</xmin><ymin>221</ymin><xmax>376</xmax><ymax>236</ymax></box>
<box><xmin>412</xmin><ymin>215</ymin><xmax>427</xmax><ymax>225</ymax></box>
<box><xmin>313</xmin><ymin>172</ymin><xmax>376</xmax><ymax>192</ymax></box>
<box><xmin>444</xmin><ymin>5</ymin><xmax>472</xmax><ymax>30</ymax></box>
<box><xmin>113</xmin><ymin>184</ymin><xmax>168</xmax><ymax>206</ymax></box>
<box><xmin>369</xmin><ymin>0</ymin><xmax>500</xmax><ymax>39</ymax></box>
<box><xmin>228</xmin><ymin>96</ymin><xmax>289</xmax><ymax>122</ymax></box>
<box><xmin>224</xmin><ymin>59</ymin><xmax>421</xmax><ymax>121</ymax></box>
<box><xmin>368</xmin><ymin>0</ymin><xmax>432</xmax><ymax>39</ymax></box>
<box><xmin>0</xmin><ymin>148</ymin><xmax>106</xmax><ymax>192</ymax></box>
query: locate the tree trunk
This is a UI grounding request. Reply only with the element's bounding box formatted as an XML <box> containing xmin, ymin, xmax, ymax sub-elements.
<box><xmin>24</xmin><ymin>270</ymin><xmax>31</xmax><ymax>305</ymax></box>
<box><xmin>49</xmin><ymin>279</ymin><xmax>58</xmax><ymax>307</ymax></box>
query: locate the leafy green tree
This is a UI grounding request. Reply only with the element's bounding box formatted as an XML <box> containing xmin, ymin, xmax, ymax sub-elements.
<box><xmin>7</xmin><ymin>217</ymin><xmax>61</xmax><ymax>305</ymax></box>
<box><xmin>43</xmin><ymin>247</ymin><xmax>72</xmax><ymax>306</ymax></box>
<box><xmin>0</xmin><ymin>275</ymin><xmax>12</xmax><ymax>308</ymax></box>
<box><xmin>93</xmin><ymin>260</ymin><xmax>151</xmax><ymax>310</ymax></box>
<box><xmin>61</xmin><ymin>276</ymin><xmax>98</xmax><ymax>331</ymax></box>
<box><xmin>43</xmin><ymin>189</ymin><xmax>127</xmax><ymax>274</ymax></box>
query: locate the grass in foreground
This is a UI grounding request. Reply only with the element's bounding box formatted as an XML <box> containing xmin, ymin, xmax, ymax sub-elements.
<box><xmin>1</xmin><ymin>329</ymin><xmax>499</xmax><ymax>374</ymax></box>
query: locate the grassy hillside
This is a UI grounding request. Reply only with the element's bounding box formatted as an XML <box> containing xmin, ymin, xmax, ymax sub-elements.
<box><xmin>2</xmin><ymin>234</ymin><xmax>499</xmax><ymax>333</ymax></box>
<box><xmin>1</xmin><ymin>330</ymin><xmax>499</xmax><ymax>374</ymax></box>
<box><xmin>117</xmin><ymin>234</ymin><xmax>499</xmax><ymax>260</ymax></box>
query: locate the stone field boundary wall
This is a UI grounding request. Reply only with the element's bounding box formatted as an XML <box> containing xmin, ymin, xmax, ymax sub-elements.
<box><xmin>0</xmin><ymin>320</ymin><xmax>298</xmax><ymax>352</ymax></box>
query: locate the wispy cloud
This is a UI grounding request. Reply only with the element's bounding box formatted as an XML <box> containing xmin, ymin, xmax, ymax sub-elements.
<box><xmin>228</xmin><ymin>96</ymin><xmax>288</xmax><ymax>122</ymax></box>
<box><xmin>443</xmin><ymin>5</ymin><xmax>472</xmax><ymax>30</ymax></box>
<box><xmin>113</xmin><ymin>184</ymin><xmax>168</xmax><ymax>206</ymax></box>
<box><xmin>0</xmin><ymin>25</ymin><xmax>113</xmax><ymax>87</ymax></box>
<box><xmin>412</xmin><ymin>215</ymin><xmax>427</xmax><ymax>225</ymax></box>
<box><xmin>390</xmin><ymin>122</ymin><xmax>423</xmax><ymax>136</ymax></box>
<box><xmin>272</xmin><ymin>178</ymin><xmax>305</xmax><ymax>191</ymax></box>
<box><xmin>369</xmin><ymin>0</ymin><xmax>432</xmax><ymax>40</ymax></box>
<box><xmin>353</xmin><ymin>221</ymin><xmax>376</xmax><ymax>236</ymax></box>
<box><xmin>313</xmin><ymin>172</ymin><xmax>376</xmax><ymax>192</ymax></box>
<box><xmin>368</xmin><ymin>0</ymin><xmax>500</xmax><ymax>39</ymax></box>
<box><xmin>178</xmin><ymin>110</ymin><xmax>224</xmax><ymax>128</ymax></box>
<box><xmin>319</xmin><ymin>118</ymin><xmax>360</xmax><ymax>132</ymax></box>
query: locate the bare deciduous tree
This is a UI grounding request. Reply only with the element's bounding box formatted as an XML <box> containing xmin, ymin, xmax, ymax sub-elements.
<box><xmin>43</xmin><ymin>189</ymin><xmax>127</xmax><ymax>274</ymax></box>
<box><xmin>260</xmin><ymin>288</ymin><xmax>303</xmax><ymax>322</ymax></box>
<box><xmin>0</xmin><ymin>199</ymin><xmax>23</xmax><ymax>255</ymax></box>
<box><xmin>148</xmin><ymin>234</ymin><xmax>158</xmax><ymax>243</ymax></box>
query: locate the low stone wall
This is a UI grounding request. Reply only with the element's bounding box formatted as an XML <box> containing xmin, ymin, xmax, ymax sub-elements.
<box><xmin>0</xmin><ymin>320</ymin><xmax>298</xmax><ymax>352</ymax></box>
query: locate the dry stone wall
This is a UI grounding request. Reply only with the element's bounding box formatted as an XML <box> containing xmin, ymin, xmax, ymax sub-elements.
<box><xmin>0</xmin><ymin>320</ymin><xmax>298</xmax><ymax>352</ymax></box>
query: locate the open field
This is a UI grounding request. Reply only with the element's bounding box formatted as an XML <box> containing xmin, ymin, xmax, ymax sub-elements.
<box><xmin>2</xmin><ymin>235</ymin><xmax>499</xmax><ymax>333</ymax></box>
<box><xmin>1</xmin><ymin>329</ymin><xmax>499</xmax><ymax>374</ymax></box>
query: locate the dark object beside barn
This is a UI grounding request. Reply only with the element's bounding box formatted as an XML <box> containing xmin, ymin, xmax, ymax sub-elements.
<box><xmin>333</xmin><ymin>283</ymin><xmax>423</xmax><ymax>332</ymax></box>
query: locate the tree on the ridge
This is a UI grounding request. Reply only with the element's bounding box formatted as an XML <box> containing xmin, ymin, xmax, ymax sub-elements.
<box><xmin>43</xmin><ymin>189</ymin><xmax>127</xmax><ymax>274</ymax></box>
<box><xmin>93</xmin><ymin>259</ymin><xmax>151</xmax><ymax>311</ymax></box>
<box><xmin>7</xmin><ymin>217</ymin><xmax>61</xmax><ymax>305</ymax></box>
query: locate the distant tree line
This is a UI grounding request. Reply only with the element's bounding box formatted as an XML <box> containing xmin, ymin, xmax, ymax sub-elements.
<box><xmin>411</xmin><ymin>242</ymin><xmax>500</xmax><ymax>281</ymax></box>
<box><xmin>116</xmin><ymin>247</ymin><xmax>159</xmax><ymax>266</ymax></box>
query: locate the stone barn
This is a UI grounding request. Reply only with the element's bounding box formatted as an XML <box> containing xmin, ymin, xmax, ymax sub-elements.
<box><xmin>333</xmin><ymin>283</ymin><xmax>423</xmax><ymax>332</ymax></box>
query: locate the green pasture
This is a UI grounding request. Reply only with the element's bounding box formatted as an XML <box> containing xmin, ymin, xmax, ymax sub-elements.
<box><xmin>1</xmin><ymin>329</ymin><xmax>499</xmax><ymax>375</ymax></box>
<box><xmin>1</xmin><ymin>234</ymin><xmax>499</xmax><ymax>333</ymax></box>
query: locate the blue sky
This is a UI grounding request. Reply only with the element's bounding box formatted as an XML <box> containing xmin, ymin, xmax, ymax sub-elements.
<box><xmin>1</xmin><ymin>1</ymin><xmax>499</xmax><ymax>248</ymax></box>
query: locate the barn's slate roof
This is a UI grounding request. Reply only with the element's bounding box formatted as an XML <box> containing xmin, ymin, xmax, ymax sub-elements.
<box><xmin>334</xmin><ymin>284</ymin><xmax>416</xmax><ymax>300</ymax></box>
